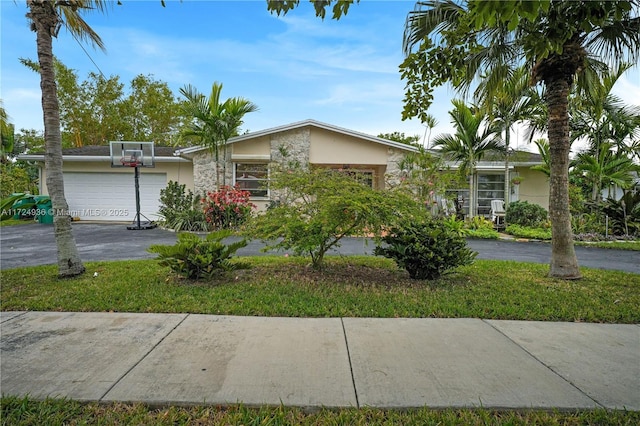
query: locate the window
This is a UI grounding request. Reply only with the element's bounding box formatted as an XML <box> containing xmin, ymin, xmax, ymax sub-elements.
<box><xmin>331</xmin><ymin>168</ymin><xmax>375</xmax><ymax>188</ymax></box>
<box><xmin>476</xmin><ymin>174</ymin><xmax>504</xmax><ymax>217</ymax></box>
<box><xmin>234</xmin><ymin>163</ymin><xmax>268</xmax><ymax>198</ymax></box>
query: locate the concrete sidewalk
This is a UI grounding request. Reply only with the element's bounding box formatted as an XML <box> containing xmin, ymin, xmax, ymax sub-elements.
<box><xmin>1</xmin><ymin>311</ymin><xmax>638</xmax><ymax>410</ymax></box>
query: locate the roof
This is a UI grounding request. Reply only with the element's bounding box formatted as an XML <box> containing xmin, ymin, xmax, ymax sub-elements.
<box><xmin>18</xmin><ymin>145</ymin><xmax>189</xmax><ymax>163</ymax></box>
<box><xmin>438</xmin><ymin>149</ymin><xmax>543</xmax><ymax>167</ymax></box>
<box><xmin>60</xmin><ymin>145</ymin><xmax>179</xmax><ymax>157</ymax></box>
<box><xmin>175</xmin><ymin>119</ymin><xmax>420</xmax><ymax>156</ymax></box>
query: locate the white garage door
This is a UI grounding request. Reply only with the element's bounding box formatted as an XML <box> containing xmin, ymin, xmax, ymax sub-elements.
<box><xmin>63</xmin><ymin>172</ymin><xmax>167</xmax><ymax>222</ymax></box>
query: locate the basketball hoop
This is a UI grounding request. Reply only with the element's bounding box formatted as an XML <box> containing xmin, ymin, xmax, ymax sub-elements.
<box><xmin>120</xmin><ymin>157</ymin><xmax>142</xmax><ymax>167</ymax></box>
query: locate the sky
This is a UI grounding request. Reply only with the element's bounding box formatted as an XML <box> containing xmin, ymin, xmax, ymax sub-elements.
<box><xmin>2</xmin><ymin>0</ymin><xmax>639</xmax><ymax>152</ymax></box>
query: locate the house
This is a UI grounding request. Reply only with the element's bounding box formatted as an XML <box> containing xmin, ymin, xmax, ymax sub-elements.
<box><xmin>174</xmin><ymin>119</ymin><xmax>418</xmax><ymax>210</ymax></box>
<box><xmin>21</xmin><ymin>119</ymin><xmax>549</xmax><ymax>221</ymax></box>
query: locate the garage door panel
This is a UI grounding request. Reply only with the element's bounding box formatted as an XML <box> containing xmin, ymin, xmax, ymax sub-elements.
<box><xmin>63</xmin><ymin>172</ymin><xmax>166</xmax><ymax>222</ymax></box>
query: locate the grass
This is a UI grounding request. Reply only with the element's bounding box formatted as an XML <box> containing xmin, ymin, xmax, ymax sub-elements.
<box><xmin>2</xmin><ymin>256</ymin><xmax>639</xmax><ymax>323</ymax></box>
<box><xmin>575</xmin><ymin>240</ymin><xmax>640</xmax><ymax>251</ymax></box>
<box><xmin>2</xmin><ymin>396</ymin><xmax>639</xmax><ymax>426</ymax></box>
<box><xmin>0</xmin><ymin>218</ymin><xmax>36</xmax><ymax>227</ymax></box>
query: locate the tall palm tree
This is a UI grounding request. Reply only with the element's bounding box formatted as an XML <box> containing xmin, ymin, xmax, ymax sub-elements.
<box><xmin>571</xmin><ymin>64</ymin><xmax>640</xmax><ymax>155</ymax></box>
<box><xmin>26</xmin><ymin>0</ymin><xmax>107</xmax><ymax>277</ymax></box>
<box><xmin>180</xmin><ymin>82</ymin><xmax>258</xmax><ymax>188</ymax></box>
<box><xmin>475</xmin><ymin>65</ymin><xmax>542</xmax><ymax>207</ymax></box>
<box><xmin>403</xmin><ymin>0</ymin><xmax>640</xmax><ymax>279</ymax></box>
<box><xmin>432</xmin><ymin>100</ymin><xmax>503</xmax><ymax>218</ymax></box>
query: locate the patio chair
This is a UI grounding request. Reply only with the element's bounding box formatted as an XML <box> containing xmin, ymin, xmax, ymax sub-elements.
<box><xmin>491</xmin><ymin>199</ymin><xmax>506</xmax><ymax>228</ymax></box>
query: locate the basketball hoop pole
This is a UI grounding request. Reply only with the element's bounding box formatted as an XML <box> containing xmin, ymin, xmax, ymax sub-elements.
<box><xmin>127</xmin><ymin>163</ymin><xmax>157</xmax><ymax>230</ymax></box>
<box><xmin>110</xmin><ymin>141</ymin><xmax>157</xmax><ymax>230</ymax></box>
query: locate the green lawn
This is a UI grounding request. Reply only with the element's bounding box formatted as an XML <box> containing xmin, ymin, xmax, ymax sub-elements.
<box><xmin>2</xmin><ymin>397</ymin><xmax>639</xmax><ymax>425</ymax></box>
<box><xmin>2</xmin><ymin>256</ymin><xmax>638</xmax><ymax>323</ymax></box>
<box><xmin>575</xmin><ymin>240</ymin><xmax>640</xmax><ymax>251</ymax></box>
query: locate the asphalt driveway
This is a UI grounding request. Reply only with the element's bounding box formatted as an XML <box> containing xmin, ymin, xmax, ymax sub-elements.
<box><xmin>1</xmin><ymin>222</ymin><xmax>638</xmax><ymax>273</ymax></box>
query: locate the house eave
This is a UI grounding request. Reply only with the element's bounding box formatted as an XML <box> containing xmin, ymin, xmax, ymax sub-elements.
<box><xmin>174</xmin><ymin>119</ymin><xmax>421</xmax><ymax>158</ymax></box>
<box><xmin>18</xmin><ymin>154</ymin><xmax>191</xmax><ymax>163</ymax></box>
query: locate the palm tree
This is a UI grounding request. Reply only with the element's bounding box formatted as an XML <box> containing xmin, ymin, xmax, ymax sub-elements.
<box><xmin>530</xmin><ymin>138</ymin><xmax>551</xmax><ymax>178</ymax></box>
<box><xmin>475</xmin><ymin>65</ymin><xmax>542</xmax><ymax>207</ymax></box>
<box><xmin>180</xmin><ymin>82</ymin><xmax>258</xmax><ymax>188</ymax></box>
<box><xmin>403</xmin><ymin>0</ymin><xmax>640</xmax><ymax>279</ymax></box>
<box><xmin>571</xmin><ymin>63</ymin><xmax>640</xmax><ymax>156</ymax></box>
<box><xmin>574</xmin><ymin>142</ymin><xmax>638</xmax><ymax>201</ymax></box>
<box><xmin>432</xmin><ymin>100</ymin><xmax>503</xmax><ymax>218</ymax></box>
<box><xmin>26</xmin><ymin>0</ymin><xmax>107</xmax><ymax>277</ymax></box>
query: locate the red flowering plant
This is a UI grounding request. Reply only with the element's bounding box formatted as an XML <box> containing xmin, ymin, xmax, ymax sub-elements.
<box><xmin>202</xmin><ymin>185</ymin><xmax>256</xmax><ymax>230</ymax></box>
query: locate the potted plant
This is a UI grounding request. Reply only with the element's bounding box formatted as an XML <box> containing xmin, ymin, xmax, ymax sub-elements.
<box><xmin>510</xmin><ymin>176</ymin><xmax>524</xmax><ymax>185</ymax></box>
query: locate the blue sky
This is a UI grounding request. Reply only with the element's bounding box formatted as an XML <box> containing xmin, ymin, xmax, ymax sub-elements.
<box><xmin>2</xmin><ymin>0</ymin><xmax>639</xmax><ymax>152</ymax></box>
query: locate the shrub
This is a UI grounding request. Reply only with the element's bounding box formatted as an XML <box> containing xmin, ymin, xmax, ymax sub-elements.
<box><xmin>374</xmin><ymin>219</ymin><xmax>477</xmax><ymax>280</ymax></box>
<box><xmin>148</xmin><ymin>230</ymin><xmax>248</xmax><ymax>279</ymax></box>
<box><xmin>571</xmin><ymin>212</ymin><xmax>606</xmax><ymax>236</ymax></box>
<box><xmin>505</xmin><ymin>224</ymin><xmax>552</xmax><ymax>240</ymax></box>
<box><xmin>602</xmin><ymin>192</ymin><xmax>640</xmax><ymax>237</ymax></box>
<box><xmin>158</xmin><ymin>181</ymin><xmax>210</xmax><ymax>232</ymax></box>
<box><xmin>505</xmin><ymin>201</ymin><xmax>548</xmax><ymax>228</ymax></box>
<box><xmin>203</xmin><ymin>186</ymin><xmax>255</xmax><ymax>230</ymax></box>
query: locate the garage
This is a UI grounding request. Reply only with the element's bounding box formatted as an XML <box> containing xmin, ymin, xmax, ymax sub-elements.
<box><xmin>63</xmin><ymin>172</ymin><xmax>167</xmax><ymax>222</ymax></box>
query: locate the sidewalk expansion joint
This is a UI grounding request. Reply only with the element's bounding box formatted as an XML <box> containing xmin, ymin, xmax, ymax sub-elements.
<box><xmin>340</xmin><ymin>318</ymin><xmax>360</xmax><ymax>409</ymax></box>
<box><xmin>98</xmin><ymin>313</ymin><xmax>191</xmax><ymax>402</ymax></box>
<box><xmin>481</xmin><ymin>319</ymin><xmax>605</xmax><ymax>408</ymax></box>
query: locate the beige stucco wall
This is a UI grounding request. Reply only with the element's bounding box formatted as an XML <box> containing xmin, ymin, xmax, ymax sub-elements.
<box><xmin>231</xmin><ymin>137</ymin><xmax>270</xmax><ymax>157</ymax></box>
<box><xmin>513</xmin><ymin>167</ymin><xmax>549</xmax><ymax>211</ymax></box>
<box><xmin>309</xmin><ymin>128</ymin><xmax>389</xmax><ymax>165</ymax></box>
<box><xmin>38</xmin><ymin>160</ymin><xmax>193</xmax><ymax>195</ymax></box>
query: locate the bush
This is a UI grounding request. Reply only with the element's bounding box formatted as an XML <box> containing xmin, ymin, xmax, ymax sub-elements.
<box><xmin>505</xmin><ymin>224</ymin><xmax>552</xmax><ymax>240</ymax></box>
<box><xmin>148</xmin><ymin>230</ymin><xmax>248</xmax><ymax>280</ymax></box>
<box><xmin>602</xmin><ymin>192</ymin><xmax>640</xmax><ymax>237</ymax></box>
<box><xmin>571</xmin><ymin>212</ymin><xmax>606</xmax><ymax>235</ymax></box>
<box><xmin>203</xmin><ymin>186</ymin><xmax>255</xmax><ymax>230</ymax></box>
<box><xmin>505</xmin><ymin>201</ymin><xmax>548</xmax><ymax>228</ymax></box>
<box><xmin>158</xmin><ymin>181</ymin><xmax>210</xmax><ymax>232</ymax></box>
<box><xmin>464</xmin><ymin>216</ymin><xmax>499</xmax><ymax>239</ymax></box>
<box><xmin>374</xmin><ymin>219</ymin><xmax>477</xmax><ymax>280</ymax></box>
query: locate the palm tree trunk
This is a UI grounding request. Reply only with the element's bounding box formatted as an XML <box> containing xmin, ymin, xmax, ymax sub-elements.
<box><xmin>468</xmin><ymin>172</ymin><xmax>475</xmax><ymax>218</ymax></box>
<box><xmin>546</xmin><ymin>76</ymin><xmax>580</xmax><ymax>279</ymax></box>
<box><xmin>29</xmin><ymin>0</ymin><xmax>85</xmax><ymax>277</ymax></box>
<box><xmin>504</xmin><ymin>127</ymin><xmax>510</xmax><ymax>207</ymax></box>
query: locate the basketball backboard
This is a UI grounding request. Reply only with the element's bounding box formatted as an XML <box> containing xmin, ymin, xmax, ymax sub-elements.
<box><xmin>110</xmin><ymin>141</ymin><xmax>155</xmax><ymax>168</ymax></box>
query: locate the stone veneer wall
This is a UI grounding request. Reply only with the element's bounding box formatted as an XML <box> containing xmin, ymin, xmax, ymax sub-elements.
<box><xmin>192</xmin><ymin>150</ymin><xmax>218</xmax><ymax>195</ymax></box>
<box><xmin>385</xmin><ymin>147</ymin><xmax>405</xmax><ymax>188</ymax></box>
<box><xmin>269</xmin><ymin>127</ymin><xmax>311</xmax><ymax>169</ymax></box>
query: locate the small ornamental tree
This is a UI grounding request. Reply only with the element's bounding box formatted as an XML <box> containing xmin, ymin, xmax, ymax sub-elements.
<box><xmin>248</xmin><ymin>166</ymin><xmax>422</xmax><ymax>269</ymax></box>
<box><xmin>202</xmin><ymin>185</ymin><xmax>255</xmax><ymax>230</ymax></box>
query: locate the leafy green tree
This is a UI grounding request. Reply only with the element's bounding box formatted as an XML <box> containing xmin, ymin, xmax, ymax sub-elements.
<box><xmin>401</xmin><ymin>0</ymin><xmax>640</xmax><ymax>279</ymax></box>
<box><xmin>248</xmin><ymin>166</ymin><xmax>421</xmax><ymax>269</ymax></box>
<box><xmin>126</xmin><ymin>74</ymin><xmax>182</xmax><ymax>143</ymax></box>
<box><xmin>431</xmin><ymin>100</ymin><xmax>503</xmax><ymax>218</ymax></box>
<box><xmin>1</xmin><ymin>101</ymin><xmax>15</xmax><ymax>163</ymax></box>
<box><xmin>25</xmin><ymin>0</ymin><xmax>110</xmax><ymax>277</ymax></box>
<box><xmin>378</xmin><ymin>132</ymin><xmax>421</xmax><ymax>147</ymax></box>
<box><xmin>180</xmin><ymin>82</ymin><xmax>258</xmax><ymax>188</ymax></box>
<box><xmin>21</xmin><ymin>58</ymin><xmax>182</xmax><ymax>146</ymax></box>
